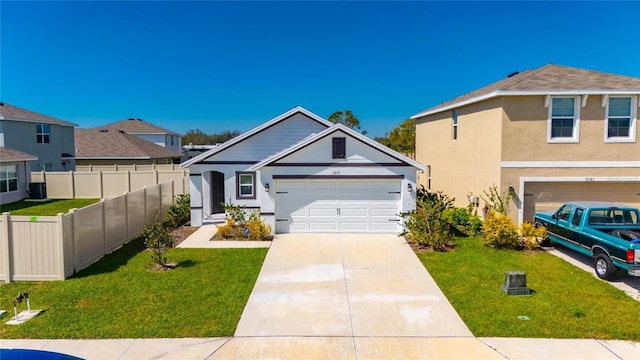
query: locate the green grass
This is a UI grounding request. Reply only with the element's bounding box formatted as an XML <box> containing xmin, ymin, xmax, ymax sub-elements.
<box><xmin>0</xmin><ymin>237</ymin><xmax>267</xmax><ymax>338</ymax></box>
<box><xmin>416</xmin><ymin>237</ymin><xmax>640</xmax><ymax>340</ymax></box>
<box><xmin>0</xmin><ymin>199</ymin><xmax>100</xmax><ymax>216</ymax></box>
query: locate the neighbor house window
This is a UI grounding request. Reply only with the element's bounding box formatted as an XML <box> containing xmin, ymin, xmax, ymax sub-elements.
<box><xmin>0</xmin><ymin>165</ymin><xmax>18</xmax><ymax>193</ymax></box>
<box><xmin>548</xmin><ymin>97</ymin><xmax>580</xmax><ymax>143</ymax></box>
<box><xmin>36</xmin><ymin>123</ymin><xmax>50</xmax><ymax>144</ymax></box>
<box><xmin>452</xmin><ymin>110</ymin><xmax>458</xmax><ymax>140</ymax></box>
<box><xmin>39</xmin><ymin>162</ymin><xmax>53</xmax><ymax>171</ymax></box>
<box><xmin>605</xmin><ymin>96</ymin><xmax>636</xmax><ymax>142</ymax></box>
<box><xmin>332</xmin><ymin>137</ymin><xmax>346</xmax><ymax>159</ymax></box>
<box><xmin>426</xmin><ymin>165</ymin><xmax>432</xmax><ymax>190</ymax></box>
<box><xmin>236</xmin><ymin>172</ymin><xmax>256</xmax><ymax>199</ymax></box>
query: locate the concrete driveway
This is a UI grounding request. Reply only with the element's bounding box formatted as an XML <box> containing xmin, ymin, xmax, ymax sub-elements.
<box><xmin>234</xmin><ymin>233</ymin><xmax>472</xmax><ymax>338</ymax></box>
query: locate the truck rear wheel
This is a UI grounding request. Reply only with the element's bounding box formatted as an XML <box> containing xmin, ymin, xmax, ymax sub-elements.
<box><xmin>594</xmin><ymin>254</ymin><xmax>616</xmax><ymax>280</ymax></box>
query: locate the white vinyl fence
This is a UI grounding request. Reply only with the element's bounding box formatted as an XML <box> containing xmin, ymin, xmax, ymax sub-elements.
<box><xmin>31</xmin><ymin>169</ymin><xmax>188</xmax><ymax>199</ymax></box>
<box><xmin>0</xmin><ymin>180</ymin><xmax>185</xmax><ymax>282</ymax></box>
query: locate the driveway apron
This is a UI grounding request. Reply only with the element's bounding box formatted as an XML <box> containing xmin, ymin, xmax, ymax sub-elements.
<box><xmin>234</xmin><ymin>233</ymin><xmax>472</xmax><ymax>337</ymax></box>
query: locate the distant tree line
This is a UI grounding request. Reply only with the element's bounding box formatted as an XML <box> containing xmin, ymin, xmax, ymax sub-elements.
<box><xmin>182</xmin><ymin>129</ymin><xmax>241</xmax><ymax>145</ymax></box>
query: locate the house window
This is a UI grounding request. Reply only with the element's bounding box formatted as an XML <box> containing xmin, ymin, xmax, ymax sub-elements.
<box><xmin>452</xmin><ymin>110</ymin><xmax>458</xmax><ymax>140</ymax></box>
<box><xmin>0</xmin><ymin>165</ymin><xmax>18</xmax><ymax>193</ymax></box>
<box><xmin>332</xmin><ymin>137</ymin><xmax>346</xmax><ymax>159</ymax></box>
<box><xmin>605</xmin><ymin>96</ymin><xmax>636</xmax><ymax>142</ymax></box>
<box><xmin>39</xmin><ymin>163</ymin><xmax>52</xmax><ymax>171</ymax></box>
<box><xmin>426</xmin><ymin>165</ymin><xmax>431</xmax><ymax>190</ymax></box>
<box><xmin>236</xmin><ymin>172</ymin><xmax>256</xmax><ymax>199</ymax></box>
<box><xmin>36</xmin><ymin>123</ymin><xmax>50</xmax><ymax>144</ymax></box>
<box><xmin>548</xmin><ymin>97</ymin><xmax>580</xmax><ymax>143</ymax></box>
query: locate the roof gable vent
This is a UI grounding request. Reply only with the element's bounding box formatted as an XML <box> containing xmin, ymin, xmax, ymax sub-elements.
<box><xmin>507</xmin><ymin>71</ymin><xmax>520</xmax><ymax>78</ymax></box>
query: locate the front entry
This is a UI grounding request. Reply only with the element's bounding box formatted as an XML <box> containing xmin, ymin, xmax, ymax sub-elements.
<box><xmin>211</xmin><ymin>171</ymin><xmax>225</xmax><ymax>214</ymax></box>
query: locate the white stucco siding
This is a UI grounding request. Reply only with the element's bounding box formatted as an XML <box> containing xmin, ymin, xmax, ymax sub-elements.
<box><xmin>201</xmin><ymin>113</ymin><xmax>328</xmax><ymax>162</ymax></box>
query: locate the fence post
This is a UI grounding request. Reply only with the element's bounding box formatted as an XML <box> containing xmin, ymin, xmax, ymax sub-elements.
<box><xmin>100</xmin><ymin>199</ymin><xmax>107</xmax><ymax>255</ymax></box>
<box><xmin>143</xmin><ymin>186</ymin><xmax>148</xmax><ymax>223</ymax></box>
<box><xmin>56</xmin><ymin>213</ymin><xmax>66</xmax><ymax>280</ymax></box>
<box><xmin>70</xmin><ymin>208</ymin><xmax>79</xmax><ymax>274</ymax></box>
<box><xmin>70</xmin><ymin>171</ymin><xmax>76</xmax><ymax>199</ymax></box>
<box><xmin>123</xmin><ymin>191</ymin><xmax>130</xmax><ymax>242</ymax></box>
<box><xmin>126</xmin><ymin>170</ymin><xmax>131</xmax><ymax>192</ymax></box>
<box><xmin>154</xmin><ymin>169</ymin><xmax>159</xmax><ymax>185</ymax></box>
<box><xmin>99</xmin><ymin>171</ymin><xmax>104</xmax><ymax>199</ymax></box>
<box><xmin>1</xmin><ymin>212</ymin><xmax>12</xmax><ymax>283</ymax></box>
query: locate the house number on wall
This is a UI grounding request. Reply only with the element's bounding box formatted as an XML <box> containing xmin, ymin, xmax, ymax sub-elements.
<box><xmin>585</xmin><ymin>177</ymin><xmax>595</xmax><ymax>182</ymax></box>
<box><xmin>333</xmin><ymin>170</ymin><xmax>340</xmax><ymax>175</ymax></box>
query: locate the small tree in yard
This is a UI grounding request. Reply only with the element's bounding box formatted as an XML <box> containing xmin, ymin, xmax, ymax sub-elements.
<box><xmin>481</xmin><ymin>184</ymin><xmax>511</xmax><ymax>215</ymax></box>
<box><xmin>143</xmin><ymin>212</ymin><xmax>174</xmax><ymax>267</ymax></box>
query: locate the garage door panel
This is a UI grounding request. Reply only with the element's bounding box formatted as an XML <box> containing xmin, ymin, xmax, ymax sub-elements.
<box><xmin>340</xmin><ymin>208</ymin><xmax>367</xmax><ymax>217</ymax></box>
<box><xmin>275</xmin><ymin>179</ymin><xmax>401</xmax><ymax>233</ymax></box>
<box><xmin>523</xmin><ymin>182</ymin><xmax>640</xmax><ymax>222</ymax></box>
<box><xmin>309</xmin><ymin>208</ymin><xmax>337</xmax><ymax>217</ymax></box>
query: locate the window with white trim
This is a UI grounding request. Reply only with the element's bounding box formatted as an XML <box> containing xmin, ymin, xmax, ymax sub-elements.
<box><xmin>605</xmin><ymin>96</ymin><xmax>637</xmax><ymax>142</ymax></box>
<box><xmin>0</xmin><ymin>165</ymin><xmax>18</xmax><ymax>193</ymax></box>
<box><xmin>452</xmin><ymin>110</ymin><xmax>458</xmax><ymax>140</ymax></box>
<box><xmin>548</xmin><ymin>97</ymin><xmax>580</xmax><ymax>143</ymax></box>
<box><xmin>426</xmin><ymin>165</ymin><xmax>432</xmax><ymax>190</ymax></box>
<box><xmin>236</xmin><ymin>172</ymin><xmax>256</xmax><ymax>199</ymax></box>
<box><xmin>36</xmin><ymin>123</ymin><xmax>50</xmax><ymax>144</ymax></box>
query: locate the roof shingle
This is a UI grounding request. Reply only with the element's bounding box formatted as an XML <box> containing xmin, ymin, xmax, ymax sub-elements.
<box><xmin>0</xmin><ymin>147</ymin><xmax>38</xmax><ymax>162</ymax></box>
<box><xmin>74</xmin><ymin>129</ymin><xmax>181</xmax><ymax>159</ymax></box>
<box><xmin>94</xmin><ymin>118</ymin><xmax>179</xmax><ymax>135</ymax></box>
<box><xmin>413</xmin><ymin>64</ymin><xmax>640</xmax><ymax>118</ymax></box>
<box><xmin>0</xmin><ymin>102</ymin><xmax>77</xmax><ymax>127</ymax></box>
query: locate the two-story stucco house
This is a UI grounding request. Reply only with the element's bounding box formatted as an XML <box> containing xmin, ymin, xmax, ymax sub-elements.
<box><xmin>412</xmin><ymin>64</ymin><xmax>640</xmax><ymax>224</ymax></box>
<box><xmin>95</xmin><ymin>117</ymin><xmax>182</xmax><ymax>156</ymax></box>
<box><xmin>0</xmin><ymin>102</ymin><xmax>77</xmax><ymax>171</ymax></box>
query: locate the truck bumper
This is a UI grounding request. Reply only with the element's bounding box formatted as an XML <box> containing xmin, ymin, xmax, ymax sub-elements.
<box><xmin>627</xmin><ymin>266</ymin><xmax>640</xmax><ymax>277</ymax></box>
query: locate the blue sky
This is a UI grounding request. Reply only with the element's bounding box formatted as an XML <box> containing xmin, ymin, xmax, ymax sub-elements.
<box><xmin>1</xmin><ymin>1</ymin><xmax>639</xmax><ymax>138</ymax></box>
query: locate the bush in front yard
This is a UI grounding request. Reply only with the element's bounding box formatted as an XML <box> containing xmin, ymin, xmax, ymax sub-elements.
<box><xmin>214</xmin><ymin>204</ymin><xmax>273</xmax><ymax>240</ymax></box>
<box><xmin>481</xmin><ymin>210</ymin><xmax>519</xmax><ymax>248</ymax></box>
<box><xmin>167</xmin><ymin>194</ymin><xmax>190</xmax><ymax>229</ymax></box>
<box><xmin>445</xmin><ymin>205</ymin><xmax>482</xmax><ymax>236</ymax></box>
<box><xmin>401</xmin><ymin>186</ymin><xmax>454</xmax><ymax>251</ymax></box>
<box><xmin>143</xmin><ymin>212</ymin><xmax>175</xmax><ymax>266</ymax></box>
<box><xmin>518</xmin><ymin>221</ymin><xmax>547</xmax><ymax>250</ymax></box>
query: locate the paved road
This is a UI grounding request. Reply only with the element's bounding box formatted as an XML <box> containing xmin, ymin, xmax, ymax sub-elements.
<box><xmin>234</xmin><ymin>233</ymin><xmax>472</xmax><ymax>337</ymax></box>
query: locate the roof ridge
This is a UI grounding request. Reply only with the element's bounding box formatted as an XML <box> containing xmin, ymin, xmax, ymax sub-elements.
<box><xmin>502</xmin><ymin>64</ymin><xmax>553</xmax><ymax>90</ymax></box>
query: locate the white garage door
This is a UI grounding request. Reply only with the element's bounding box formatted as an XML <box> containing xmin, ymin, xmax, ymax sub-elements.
<box><xmin>523</xmin><ymin>182</ymin><xmax>640</xmax><ymax>222</ymax></box>
<box><xmin>275</xmin><ymin>178</ymin><xmax>402</xmax><ymax>233</ymax></box>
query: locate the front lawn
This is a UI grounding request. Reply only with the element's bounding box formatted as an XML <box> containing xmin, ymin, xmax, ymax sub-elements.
<box><xmin>416</xmin><ymin>237</ymin><xmax>640</xmax><ymax>340</ymax></box>
<box><xmin>0</xmin><ymin>237</ymin><xmax>267</xmax><ymax>338</ymax></box>
<box><xmin>1</xmin><ymin>199</ymin><xmax>100</xmax><ymax>216</ymax></box>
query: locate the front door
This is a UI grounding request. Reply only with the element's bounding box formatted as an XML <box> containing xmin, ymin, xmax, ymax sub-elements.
<box><xmin>211</xmin><ymin>171</ymin><xmax>225</xmax><ymax>214</ymax></box>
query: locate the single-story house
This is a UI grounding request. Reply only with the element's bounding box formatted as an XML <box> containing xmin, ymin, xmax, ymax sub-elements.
<box><xmin>181</xmin><ymin>106</ymin><xmax>425</xmax><ymax>233</ymax></box>
<box><xmin>0</xmin><ymin>147</ymin><xmax>38</xmax><ymax>205</ymax></box>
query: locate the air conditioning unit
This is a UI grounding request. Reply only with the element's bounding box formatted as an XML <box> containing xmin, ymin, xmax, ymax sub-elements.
<box><xmin>29</xmin><ymin>182</ymin><xmax>47</xmax><ymax>200</ymax></box>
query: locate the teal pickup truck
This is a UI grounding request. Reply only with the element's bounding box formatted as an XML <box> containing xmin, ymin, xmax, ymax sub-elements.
<box><xmin>534</xmin><ymin>201</ymin><xmax>640</xmax><ymax>280</ymax></box>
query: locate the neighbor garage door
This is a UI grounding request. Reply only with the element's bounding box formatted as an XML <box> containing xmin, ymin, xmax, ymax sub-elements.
<box><xmin>523</xmin><ymin>182</ymin><xmax>640</xmax><ymax>222</ymax></box>
<box><xmin>275</xmin><ymin>178</ymin><xmax>401</xmax><ymax>233</ymax></box>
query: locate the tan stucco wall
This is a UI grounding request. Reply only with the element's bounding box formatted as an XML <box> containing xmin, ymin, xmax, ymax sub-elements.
<box><xmin>502</xmin><ymin>95</ymin><xmax>640</xmax><ymax>161</ymax></box>
<box><xmin>415</xmin><ymin>97</ymin><xmax>503</xmax><ymax>208</ymax></box>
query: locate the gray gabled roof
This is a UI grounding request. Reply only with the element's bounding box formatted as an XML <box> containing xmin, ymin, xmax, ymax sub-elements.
<box><xmin>181</xmin><ymin>106</ymin><xmax>332</xmax><ymax>168</ymax></box>
<box><xmin>0</xmin><ymin>146</ymin><xmax>38</xmax><ymax>162</ymax></box>
<box><xmin>94</xmin><ymin>117</ymin><xmax>180</xmax><ymax>135</ymax></box>
<box><xmin>0</xmin><ymin>102</ymin><xmax>77</xmax><ymax>127</ymax></box>
<box><xmin>75</xmin><ymin>129</ymin><xmax>181</xmax><ymax>159</ymax></box>
<box><xmin>249</xmin><ymin>123</ymin><xmax>426</xmax><ymax>171</ymax></box>
<box><xmin>412</xmin><ymin>64</ymin><xmax>640</xmax><ymax>119</ymax></box>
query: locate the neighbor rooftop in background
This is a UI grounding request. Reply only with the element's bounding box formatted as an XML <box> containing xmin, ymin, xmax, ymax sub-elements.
<box><xmin>74</xmin><ymin>129</ymin><xmax>181</xmax><ymax>159</ymax></box>
<box><xmin>412</xmin><ymin>64</ymin><xmax>640</xmax><ymax>118</ymax></box>
<box><xmin>0</xmin><ymin>102</ymin><xmax>77</xmax><ymax>127</ymax></box>
<box><xmin>93</xmin><ymin>117</ymin><xmax>179</xmax><ymax>135</ymax></box>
